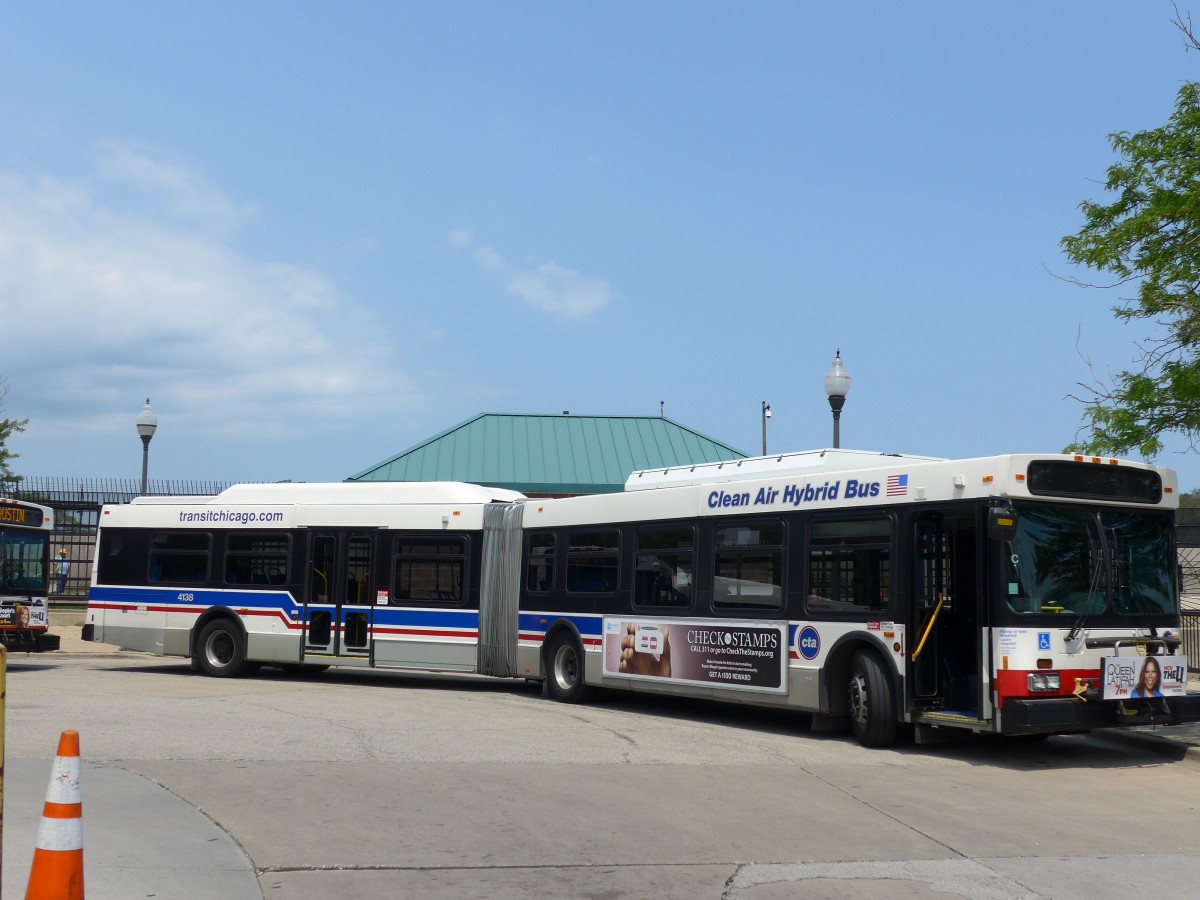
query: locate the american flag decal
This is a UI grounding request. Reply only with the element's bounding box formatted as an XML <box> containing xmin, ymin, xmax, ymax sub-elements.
<box><xmin>886</xmin><ymin>474</ymin><xmax>908</xmax><ymax>496</ymax></box>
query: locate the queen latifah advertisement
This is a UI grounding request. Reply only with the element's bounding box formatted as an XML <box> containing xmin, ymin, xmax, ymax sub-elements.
<box><xmin>1101</xmin><ymin>655</ymin><xmax>1188</xmax><ymax>700</ymax></box>
<box><xmin>602</xmin><ymin>618</ymin><xmax>788</xmax><ymax>694</ymax></box>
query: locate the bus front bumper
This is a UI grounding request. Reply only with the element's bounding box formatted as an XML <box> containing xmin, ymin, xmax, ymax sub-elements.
<box><xmin>1002</xmin><ymin>693</ymin><xmax>1200</xmax><ymax>735</ymax></box>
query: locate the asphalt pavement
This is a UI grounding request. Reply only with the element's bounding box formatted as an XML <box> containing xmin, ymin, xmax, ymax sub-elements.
<box><xmin>4</xmin><ymin>612</ymin><xmax>1200</xmax><ymax>899</ymax></box>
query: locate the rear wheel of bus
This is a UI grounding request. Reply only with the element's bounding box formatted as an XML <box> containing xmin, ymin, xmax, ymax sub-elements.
<box><xmin>545</xmin><ymin>632</ymin><xmax>593</xmax><ymax>703</ymax></box>
<box><xmin>196</xmin><ymin>618</ymin><xmax>253</xmax><ymax>678</ymax></box>
<box><xmin>848</xmin><ymin>648</ymin><xmax>897</xmax><ymax>747</ymax></box>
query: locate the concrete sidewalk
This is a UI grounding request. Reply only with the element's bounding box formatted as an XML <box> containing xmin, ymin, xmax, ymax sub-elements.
<box><xmin>2</xmin><ymin>760</ymin><xmax>260</xmax><ymax>900</ymax></box>
<box><xmin>47</xmin><ymin>608</ymin><xmax>122</xmax><ymax>654</ymax></box>
<box><xmin>4</xmin><ymin>612</ymin><xmax>260</xmax><ymax>898</ymax></box>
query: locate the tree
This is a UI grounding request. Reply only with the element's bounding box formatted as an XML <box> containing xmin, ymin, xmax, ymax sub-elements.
<box><xmin>0</xmin><ymin>376</ymin><xmax>28</xmax><ymax>481</ymax></box>
<box><xmin>1061</xmin><ymin>8</ymin><xmax>1200</xmax><ymax>457</ymax></box>
<box><xmin>1061</xmin><ymin>79</ymin><xmax>1200</xmax><ymax>456</ymax></box>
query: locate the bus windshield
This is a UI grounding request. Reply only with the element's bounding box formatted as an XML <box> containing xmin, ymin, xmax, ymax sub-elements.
<box><xmin>1000</xmin><ymin>503</ymin><xmax>1174</xmax><ymax>617</ymax></box>
<box><xmin>1</xmin><ymin>529</ymin><xmax>49</xmax><ymax>593</ymax></box>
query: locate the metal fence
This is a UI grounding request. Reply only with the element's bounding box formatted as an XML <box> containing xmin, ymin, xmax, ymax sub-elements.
<box><xmin>1183</xmin><ymin>612</ymin><xmax>1200</xmax><ymax>673</ymax></box>
<box><xmin>1</xmin><ymin>476</ymin><xmax>237</xmax><ymax>602</ymax></box>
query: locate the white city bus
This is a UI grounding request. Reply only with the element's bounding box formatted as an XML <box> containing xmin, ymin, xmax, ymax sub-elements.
<box><xmin>84</xmin><ymin>450</ymin><xmax>1200</xmax><ymax>746</ymax></box>
<box><xmin>1</xmin><ymin>497</ymin><xmax>60</xmax><ymax>651</ymax></box>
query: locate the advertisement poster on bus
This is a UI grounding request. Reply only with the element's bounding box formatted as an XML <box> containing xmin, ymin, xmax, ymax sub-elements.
<box><xmin>602</xmin><ymin>618</ymin><xmax>788</xmax><ymax>694</ymax></box>
<box><xmin>1100</xmin><ymin>655</ymin><xmax>1188</xmax><ymax>700</ymax></box>
<box><xmin>0</xmin><ymin>602</ymin><xmax>46</xmax><ymax>629</ymax></box>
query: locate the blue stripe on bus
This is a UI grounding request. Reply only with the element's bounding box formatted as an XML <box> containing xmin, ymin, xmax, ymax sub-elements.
<box><xmin>89</xmin><ymin>586</ymin><xmax>483</xmax><ymax>630</ymax></box>
<box><xmin>517</xmin><ymin>612</ymin><xmax>602</xmax><ymax>637</ymax></box>
<box><xmin>89</xmin><ymin>585</ymin><xmax>296</xmax><ymax>611</ymax></box>
<box><xmin>91</xmin><ymin>586</ymin><xmax>610</xmax><ymax>639</ymax></box>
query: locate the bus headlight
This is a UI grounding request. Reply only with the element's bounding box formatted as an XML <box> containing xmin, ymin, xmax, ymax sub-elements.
<box><xmin>1027</xmin><ymin>673</ymin><xmax>1061</xmax><ymax>693</ymax></box>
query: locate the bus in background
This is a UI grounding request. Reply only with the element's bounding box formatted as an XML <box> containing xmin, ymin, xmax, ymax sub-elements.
<box><xmin>1</xmin><ymin>497</ymin><xmax>61</xmax><ymax>651</ymax></box>
<box><xmin>83</xmin><ymin>451</ymin><xmax>1200</xmax><ymax>747</ymax></box>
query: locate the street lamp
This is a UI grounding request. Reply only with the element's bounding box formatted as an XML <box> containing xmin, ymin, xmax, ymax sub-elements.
<box><xmin>761</xmin><ymin>401</ymin><xmax>771</xmax><ymax>455</ymax></box>
<box><xmin>136</xmin><ymin>398</ymin><xmax>158</xmax><ymax>495</ymax></box>
<box><xmin>823</xmin><ymin>350</ymin><xmax>851</xmax><ymax>449</ymax></box>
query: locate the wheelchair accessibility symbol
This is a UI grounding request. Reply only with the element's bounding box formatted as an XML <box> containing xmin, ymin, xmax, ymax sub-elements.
<box><xmin>1038</xmin><ymin>632</ymin><xmax>1051</xmax><ymax>651</ymax></box>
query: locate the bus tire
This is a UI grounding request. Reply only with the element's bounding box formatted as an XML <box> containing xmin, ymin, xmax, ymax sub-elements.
<box><xmin>196</xmin><ymin>619</ymin><xmax>252</xmax><ymax>678</ymax></box>
<box><xmin>545</xmin><ymin>632</ymin><xmax>593</xmax><ymax>703</ymax></box>
<box><xmin>848</xmin><ymin>648</ymin><xmax>897</xmax><ymax>747</ymax></box>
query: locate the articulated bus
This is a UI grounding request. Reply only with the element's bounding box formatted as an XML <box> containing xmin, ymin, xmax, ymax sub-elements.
<box><xmin>83</xmin><ymin>450</ymin><xmax>1200</xmax><ymax>746</ymax></box>
<box><xmin>1</xmin><ymin>497</ymin><xmax>60</xmax><ymax>651</ymax></box>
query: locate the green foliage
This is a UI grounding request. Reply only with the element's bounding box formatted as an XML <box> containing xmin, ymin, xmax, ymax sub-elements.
<box><xmin>1061</xmin><ymin>82</ymin><xmax>1200</xmax><ymax>458</ymax></box>
<box><xmin>0</xmin><ymin>376</ymin><xmax>28</xmax><ymax>481</ymax></box>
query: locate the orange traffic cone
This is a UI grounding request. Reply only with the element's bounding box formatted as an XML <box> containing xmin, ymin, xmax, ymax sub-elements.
<box><xmin>25</xmin><ymin>730</ymin><xmax>84</xmax><ymax>900</ymax></box>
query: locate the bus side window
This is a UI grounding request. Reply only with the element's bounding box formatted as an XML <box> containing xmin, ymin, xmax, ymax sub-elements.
<box><xmin>566</xmin><ymin>530</ymin><xmax>619</xmax><ymax>594</ymax></box>
<box><xmin>712</xmin><ymin>521</ymin><xmax>784</xmax><ymax>612</ymax></box>
<box><xmin>634</xmin><ymin>526</ymin><xmax>694</xmax><ymax>608</ymax></box>
<box><xmin>807</xmin><ymin>517</ymin><xmax>891</xmax><ymax>615</ymax></box>
<box><xmin>393</xmin><ymin>536</ymin><xmax>466</xmax><ymax>605</ymax></box>
<box><xmin>526</xmin><ymin>533</ymin><xmax>555</xmax><ymax>593</ymax></box>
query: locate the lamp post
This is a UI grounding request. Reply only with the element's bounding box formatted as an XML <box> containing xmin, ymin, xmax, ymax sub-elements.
<box><xmin>136</xmin><ymin>398</ymin><xmax>158</xmax><ymax>496</ymax></box>
<box><xmin>823</xmin><ymin>351</ymin><xmax>851</xmax><ymax>449</ymax></box>
<box><xmin>761</xmin><ymin>401</ymin><xmax>771</xmax><ymax>455</ymax></box>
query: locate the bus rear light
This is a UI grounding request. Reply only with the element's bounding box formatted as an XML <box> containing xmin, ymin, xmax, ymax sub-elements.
<box><xmin>1036</xmin><ymin>658</ymin><xmax>1053</xmax><ymax>669</ymax></box>
<box><xmin>1027</xmin><ymin>673</ymin><xmax>1061</xmax><ymax>692</ymax></box>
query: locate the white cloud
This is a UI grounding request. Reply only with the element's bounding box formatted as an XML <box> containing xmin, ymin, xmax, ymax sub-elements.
<box><xmin>452</xmin><ymin>229</ymin><xmax>614</xmax><ymax>319</ymax></box>
<box><xmin>0</xmin><ymin>145</ymin><xmax>422</xmax><ymax>448</ymax></box>
<box><xmin>507</xmin><ymin>262</ymin><xmax>612</xmax><ymax>318</ymax></box>
<box><xmin>90</xmin><ymin>139</ymin><xmax>255</xmax><ymax>236</ymax></box>
<box><xmin>473</xmin><ymin>244</ymin><xmax>506</xmax><ymax>271</ymax></box>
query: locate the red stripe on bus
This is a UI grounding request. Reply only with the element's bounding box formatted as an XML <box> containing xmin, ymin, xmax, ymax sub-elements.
<box><xmin>372</xmin><ymin>628</ymin><xmax>479</xmax><ymax>639</ymax></box>
<box><xmin>993</xmin><ymin>668</ymin><xmax>1098</xmax><ymax>707</ymax></box>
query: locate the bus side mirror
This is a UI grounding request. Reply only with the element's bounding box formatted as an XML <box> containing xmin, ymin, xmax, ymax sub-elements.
<box><xmin>988</xmin><ymin>506</ymin><xmax>1018</xmax><ymax>540</ymax></box>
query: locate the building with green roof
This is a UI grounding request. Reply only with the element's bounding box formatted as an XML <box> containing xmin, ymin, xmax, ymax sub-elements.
<box><xmin>348</xmin><ymin>412</ymin><xmax>747</xmax><ymax>495</ymax></box>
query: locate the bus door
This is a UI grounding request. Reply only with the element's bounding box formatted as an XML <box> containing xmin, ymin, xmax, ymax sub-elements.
<box><xmin>911</xmin><ymin>510</ymin><xmax>981</xmax><ymax>716</ymax></box>
<box><xmin>303</xmin><ymin>531</ymin><xmax>375</xmax><ymax>659</ymax></box>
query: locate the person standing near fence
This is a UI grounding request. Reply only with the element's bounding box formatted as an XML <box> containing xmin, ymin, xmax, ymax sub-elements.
<box><xmin>54</xmin><ymin>548</ymin><xmax>70</xmax><ymax>595</ymax></box>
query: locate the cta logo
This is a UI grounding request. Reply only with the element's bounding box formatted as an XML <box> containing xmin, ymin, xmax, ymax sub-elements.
<box><xmin>797</xmin><ymin>625</ymin><xmax>821</xmax><ymax>660</ymax></box>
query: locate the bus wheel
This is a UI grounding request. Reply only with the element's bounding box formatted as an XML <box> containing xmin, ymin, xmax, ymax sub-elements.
<box><xmin>197</xmin><ymin>619</ymin><xmax>251</xmax><ymax>678</ymax></box>
<box><xmin>546</xmin><ymin>633</ymin><xmax>593</xmax><ymax>703</ymax></box>
<box><xmin>848</xmin><ymin>649</ymin><xmax>897</xmax><ymax>747</ymax></box>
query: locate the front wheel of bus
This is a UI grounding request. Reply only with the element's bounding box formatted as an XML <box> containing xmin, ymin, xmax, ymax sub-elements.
<box><xmin>848</xmin><ymin>649</ymin><xmax>897</xmax><ymax>748</ymax></box>
<box><xmin>197</xmin><ymin>619</ymin><xmax>251</xmax><ymax>678</ymax></box>
<box><xmin>546</xmin><ymin>633</ymin><xmax>593</xmax><ymax>703</ymax></box>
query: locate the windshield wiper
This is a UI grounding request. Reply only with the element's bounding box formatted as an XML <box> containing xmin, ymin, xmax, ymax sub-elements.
<box><xmin>1067</xmin><ymin>528</ymin><xmax>1105</xmax><ymax>644</ymax></box>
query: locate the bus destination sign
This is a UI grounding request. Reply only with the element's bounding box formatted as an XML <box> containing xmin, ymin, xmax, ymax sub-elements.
<box><xmin>0</xmin><ymin>502</ymin><xmax>44</xmax><ymax>528</ymax></box>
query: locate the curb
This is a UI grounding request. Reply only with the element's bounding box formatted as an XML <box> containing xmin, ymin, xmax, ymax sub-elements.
<box><xmin>1090</xmin><ymin>726</ymin><xmax>1200</xmax><ymax>767</ymax></box>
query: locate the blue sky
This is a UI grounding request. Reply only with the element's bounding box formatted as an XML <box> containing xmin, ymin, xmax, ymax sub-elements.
<box><xmin>4</xmin><ymin>2</ymin><xmax>1200</xmax><ymax>488</ymax></box>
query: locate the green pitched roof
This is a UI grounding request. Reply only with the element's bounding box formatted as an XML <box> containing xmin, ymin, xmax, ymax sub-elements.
<box><xmin>348</xmin><ymin>413</ymin><xmax>748</xmax><ymax>494</ymax></box>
